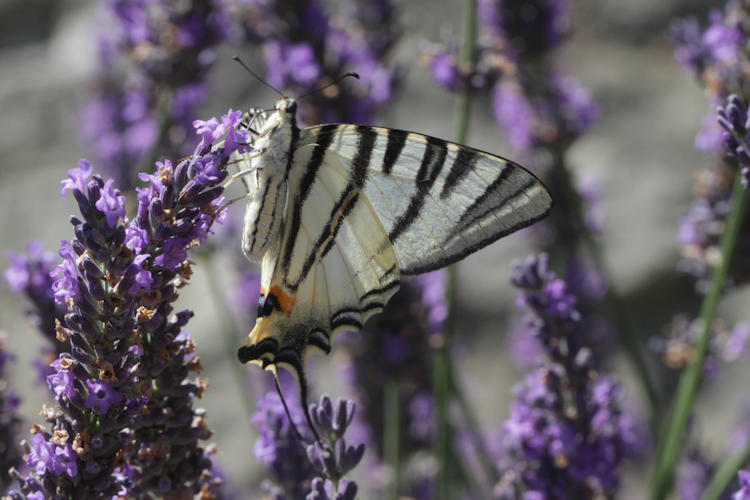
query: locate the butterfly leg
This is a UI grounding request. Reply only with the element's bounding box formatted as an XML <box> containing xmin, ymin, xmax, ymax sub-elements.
<box><xmin>222</xmin><ymin>159</ymin><xmax>265</xmax><ymax>189</ymax></box>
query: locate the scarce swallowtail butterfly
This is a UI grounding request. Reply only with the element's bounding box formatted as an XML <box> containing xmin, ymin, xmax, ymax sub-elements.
<box><xmin>233</xmin><ymin>96</ymin><xmax>552</xmax><ymax>429</ymax></box>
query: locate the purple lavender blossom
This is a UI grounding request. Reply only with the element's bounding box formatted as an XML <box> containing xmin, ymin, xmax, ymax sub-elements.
<box><xmin>11</xmin><ymin>109</ymin><xmax>245</xmax><ymax>498</ymax></box>
<box><xmin>734</xmin><ymin>470</ymin><xmax>750</xmax><ymax>500</ymax></box>
<box><xmin>46</xmin><ymin>355</ymin><xmax>76</xmax><ymax>399</ymax></box>
<box><xmin>495</xmin><ymin>254</ymin><xmax>642</xmax><ymax>497</ymax></box>
<box><xmin>676</xmin><ymin>447</ymin><xmax>719</xmax><ymax>500</ymax></box>
<box><xmin>238</xmin><ymin>0</ymin><xmax>400</xmax><ymax>125</ymax></box>
<box><xmin>84</xmin><ymin>379</ymin><xmax>123</xmax><ymax>414</ymax></box>
<box><xmin>307</xmin><ymin>476</ymin><xmax>358</xmax><ymax>500</ymax></box>
<box><xmin>252</xmin><ymin>391</ymin><xmax>365</xmax><ymax>498</ymax></box>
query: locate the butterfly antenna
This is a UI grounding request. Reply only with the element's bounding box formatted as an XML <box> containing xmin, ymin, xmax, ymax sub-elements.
<box><xmin>232</xmin><ymin>55</ymin><xmax>286</xmax><ymax>98</ymax></box>
<box><xmin>298</xmin><ymin>72</ymin><xmax>360</xmax><ymax>100</ymax></box>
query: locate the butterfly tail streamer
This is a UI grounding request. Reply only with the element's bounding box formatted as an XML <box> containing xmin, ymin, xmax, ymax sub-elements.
<box><xmin>272</xmin><ymin>371</ymin><xmax>320</xmax><ymax>445</ymax></box>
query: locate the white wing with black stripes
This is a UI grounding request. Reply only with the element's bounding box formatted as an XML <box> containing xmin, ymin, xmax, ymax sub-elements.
<box><xmin>235</xmin><ymin>97</ymin><xmax>552</xmax><ymax>400</ymax></box>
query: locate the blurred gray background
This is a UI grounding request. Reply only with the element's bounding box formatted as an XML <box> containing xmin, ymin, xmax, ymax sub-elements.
<box><xmin>1</xmin><ymin>0</ymin><xmax>748</xmax><ymax>497</ymax></box>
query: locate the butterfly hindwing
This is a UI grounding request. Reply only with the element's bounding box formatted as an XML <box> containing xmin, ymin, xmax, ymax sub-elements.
<box><xmin>240</xmin><ymin>130</ymin><xmax>401</xmax><ymax>383</ymax></box>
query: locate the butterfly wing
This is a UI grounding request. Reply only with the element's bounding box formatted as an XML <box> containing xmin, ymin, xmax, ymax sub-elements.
<box><xmin>306</xmin><ymin>124</ymin><xmax>552</xmax><ymax>274</ymax></box>
<box><xmin>238</xmin><ymin>123</ymin><xmax>551</xmax><ymax>387</ymax></box>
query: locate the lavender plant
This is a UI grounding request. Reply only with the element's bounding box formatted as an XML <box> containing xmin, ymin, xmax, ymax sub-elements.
<box><xmin>492</xmin><ymin>254</ymin><xmax>641</xmax><ymax>498</ymax></box>
<box><xmin>670</xmin><ymin>2</ymin><xmax>750</xmax><ymax>290</ymax></box>
<box><xmin>9</xmin><ymin>109</ymin><xmax>249</xmax><ymax>498</ymax></box>
<box><xmin>652</xmin><ymin>3</ymin><xmax>750</xmax><ymax>497</ymax></box>
<box><xmin>80</xmin><ymin>0</ymin><xmax>230</xmax><ymax>191</ymax></box>
<box><xmin>252</xmin><ymin>390</ymin><xmax>364</xmax><ymax>499</ymax></box>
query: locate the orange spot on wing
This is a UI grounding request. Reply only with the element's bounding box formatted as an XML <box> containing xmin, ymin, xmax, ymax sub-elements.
<box><xmin>270</xmin><ymin>285</ymin><xmax>295</xmax><ymax>313</ymax></box>
<box><xmin>260</xmin><ymin>286</ymin><xmax>267</xmax><ymax>296</ymax></box>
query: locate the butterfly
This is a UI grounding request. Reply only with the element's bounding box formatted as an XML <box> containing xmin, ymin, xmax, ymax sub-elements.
<box><xmin>232</xmin><ymin>96</ymin><xmax>552</xmax><ymax>431</ymax></box>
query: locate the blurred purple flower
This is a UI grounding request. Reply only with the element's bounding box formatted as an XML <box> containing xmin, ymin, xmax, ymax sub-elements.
<box><xmin>238</xmin><ymin>0</ymin><xmax>400</xmax><ymax>125</ymax></box>
<box><xmin>650</xmin><ymin>314</ymin><xmax>749</xmax><ymax>376</ymax></box>
<box><xmin>4</xmin><ymin>242</ymin><xmax>68</xmax><ymax>358</ymax></box>
<box><xmin>492</xmin><ymin>80</ymin><xmax>535</xmax><ymax>151</ymax></box>
<box><xmin>734</xmin><ymin>470</ymin><xmax>750</xmax><ymax>500</ymax></box>
<box><xmin>429</xmin><ymin>53</ymin><xmax>459</xmax><ymax>91</ymax></box>
<box><xmin>676</xmin><ymin>447</ymin><xmax>719</xmax><ymax>500</ymax></box>
<box><xmin>336</xmin><ymin>272</ymin><xmax>445</xmax><ymax>497</ymax></box>
<box><xmin>80</xmin><ymin>0</ymin><xmax>229</xmax><ymax>191</ymax></box>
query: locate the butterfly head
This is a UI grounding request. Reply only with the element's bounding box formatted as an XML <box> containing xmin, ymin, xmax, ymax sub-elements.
<box><xmin>241</xmin><ymin>98</ymin><xmax>299</xmax><ymax>139</ymax></box>
<box><xmin>275</xmin><ymin>97</ymin><xmax>297</xmax><ymax>115</ymax></box>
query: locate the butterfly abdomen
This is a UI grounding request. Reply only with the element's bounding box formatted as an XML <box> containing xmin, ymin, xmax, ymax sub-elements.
<box><xmin>240</xmin><ymin>101</ymin><xmax>298</xmax><ymax>263</ymax></box>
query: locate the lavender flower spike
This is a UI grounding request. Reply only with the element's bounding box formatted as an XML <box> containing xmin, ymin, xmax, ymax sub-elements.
<box><xmin>252</xmin><ymin>392</ymin><xmax>365</xmax><ymax>498</ymax></box>
<box><xmin>11</xmin><ymin>108</ymin><xmax>247</xmax><ymax>498</ymax></box>
<box><xmin>717</xmin><ymin>94</ymin><xmax>750</xmax><ymax>188</ymax></box>
<box><xmin>495</xmin><ymin>254</ymin><xmax>642</xmax><ymax>498</ymax></box>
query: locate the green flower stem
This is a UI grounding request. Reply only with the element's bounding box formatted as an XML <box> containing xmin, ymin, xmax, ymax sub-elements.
<box><xmin>435</xmin><ymin>1</ymin><xmax>477</xmax><ymax>499</ymax></box>
<box><xmin>201</xmin><ymin>254</ymin><xmax>256</xmax><ymax>419</ymax></box>
<box><xmin>384</xmin><ymin>381</ymin><xmax>400</xmax><ymax>500</ymax></box>
<box><xmin>650</xmin><ymin>169</ymin><xmax>750</xmax><ymax>499</ymax></box>
<box><xmin>701</xmin><ymin>441</ymin><xmax>750</xmax><ymax>500</ymax></box>
<box><xmin>434</xmin><ymin>345</ymin><xmax>453</xmax><ymax>500</ymax></box>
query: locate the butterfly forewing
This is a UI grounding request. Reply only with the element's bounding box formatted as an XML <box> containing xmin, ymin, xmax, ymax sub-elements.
<box><xmin>300</xmin><ymin>124</ymin><xmax>552</xmax><ymax>274</ymax></box>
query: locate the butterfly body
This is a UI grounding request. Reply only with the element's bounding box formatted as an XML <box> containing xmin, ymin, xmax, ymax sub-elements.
<box><xmin>239</xmin><ymin>99</ymin><xmax>298</xmax><ymax>263</ymax></box>
<box><xmin>234</xmin><ymin>97</ymin><xmax>552</xmax><ymax>392</ymax></box>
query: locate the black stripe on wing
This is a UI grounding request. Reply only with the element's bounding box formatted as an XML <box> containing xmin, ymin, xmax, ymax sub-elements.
<box><xmin>388</xmin><ymin>136</ymin><xmax>448</xmax><ymax>242</ymax></box>
<box><xmin>286</xmin><ymin>126</ymin><xmax>377</xmax><ymax>290</ymax></box>
<box><xmin>455</xmin><ymin>178</ymin><xmax>538</xmax><ymax>234</ymax></box>
<box><xmin>440</xmin><ymin>147</ymin><xmax>479</xmax><ymax>200</ymax></box>
<box><xmin>282</xmin><ymin>124</ymin><xmax>337</xmax><ymax>275</ymax></box>
<box><xmin>383</xmin><ymin>129</ymin><xmax>408</xmax><ymax>174</ymax></box>
<box><xmin>246</xmin><ymin>179</ymin><xmax>273</xmax><ymax>255</ymax></box>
